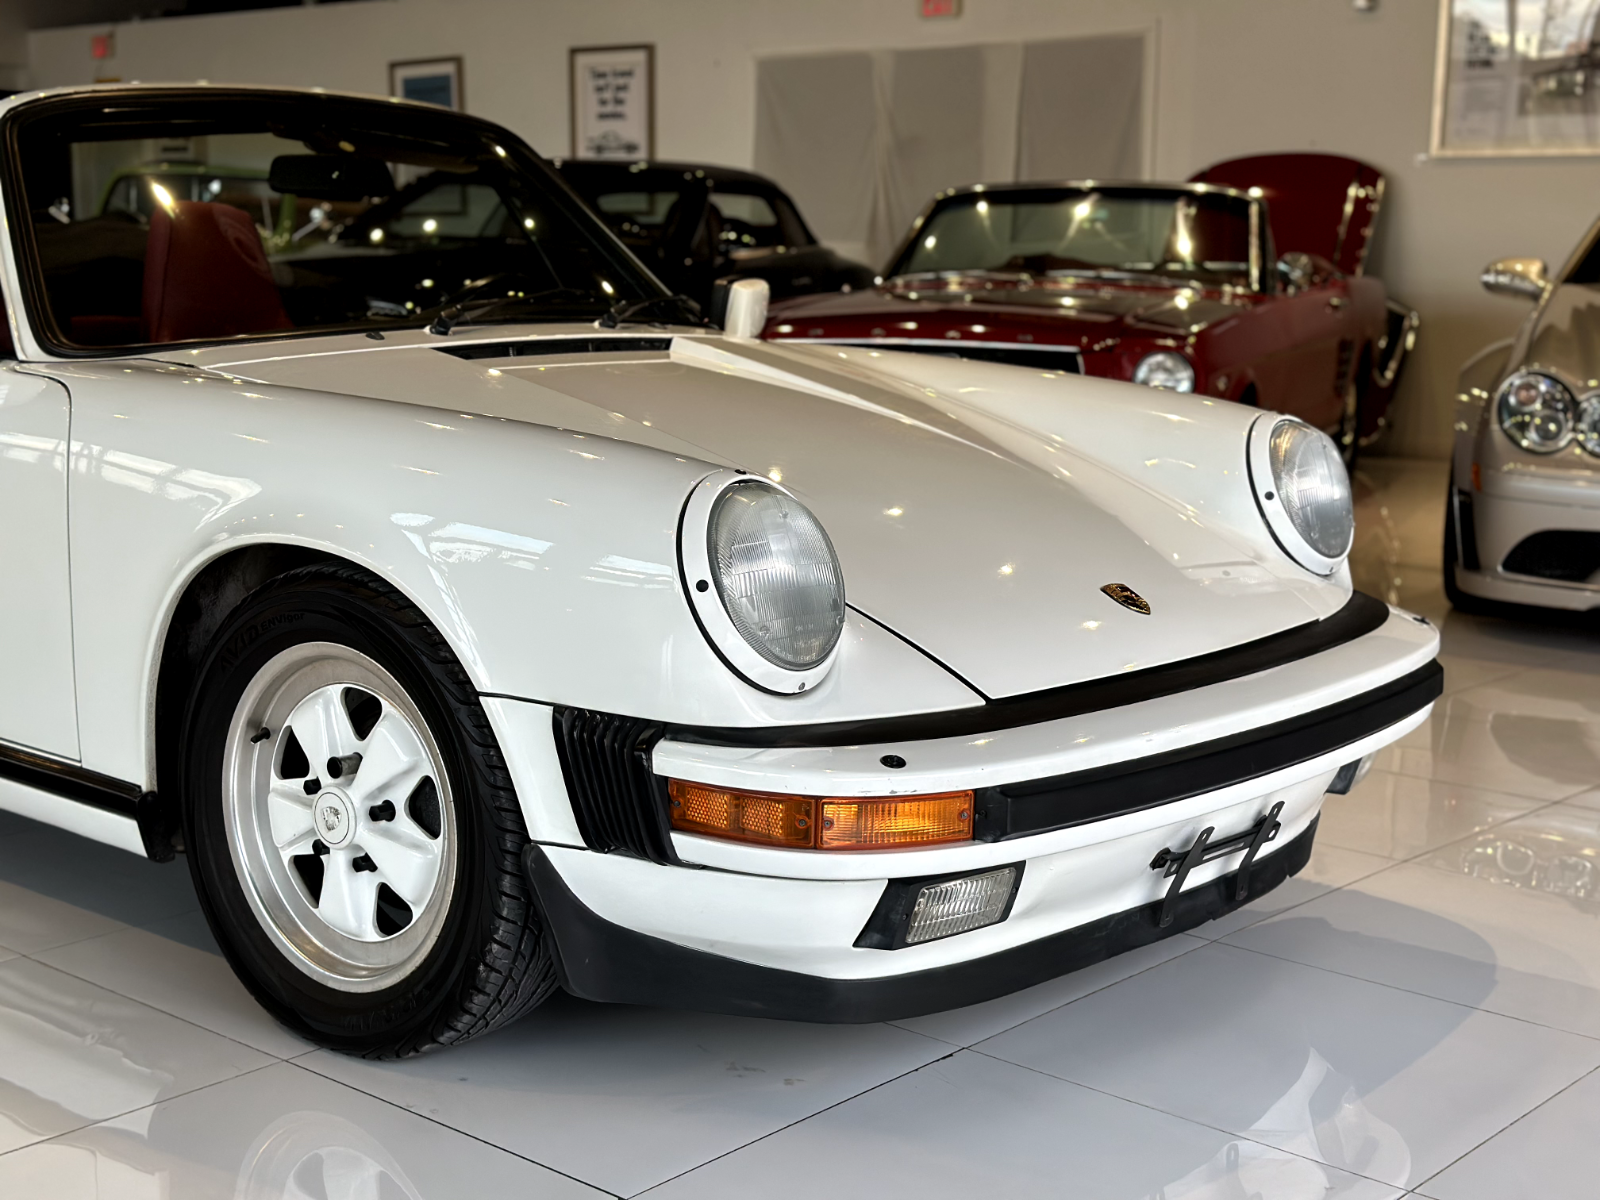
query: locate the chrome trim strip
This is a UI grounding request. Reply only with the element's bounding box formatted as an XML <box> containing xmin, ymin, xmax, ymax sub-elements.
<box><xmin>778</xmin><ymin>337</ymin><xmax>1082</xmax><ymax>357</ymax></box>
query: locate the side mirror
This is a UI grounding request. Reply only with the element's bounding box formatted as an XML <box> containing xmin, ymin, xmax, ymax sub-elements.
<box><xmin>1277</xmin><ymin>251</ymin><xmax>1315</xmax><ymax>294</ymax></box>
<box><xmin>721</xmin><ymin>277</ymin><xmax>770</xmax><ymax>340</ymax></box>
<box><xmin>1481</xmin><ymin>257</ymin><xmax>1548</xmax><ymax>301</ymax></box>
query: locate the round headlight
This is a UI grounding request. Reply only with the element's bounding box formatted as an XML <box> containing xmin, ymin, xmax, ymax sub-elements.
<box><xmin>681</xmin><ymin>473</ymin><xmax>845</xmax><ymax>693</ymax></box>
<box><xmin>1498</xmin><ymin>372</ymin><xmax>1576</xmax><ymax>453</ymax></box>
<box><xmin>1577</xmin><ymin>395</ymin><xmax>1600</xmax><ymax>458</ymax></box>
<box><xmin>1133</xmin><ymin>351</ymin><xmax>1196</xmax><ymax>393</ymax></box>
<box><xmin>1247</xmin><ymin>416</ymin><xmax>1353</xmax><ymax>573</ymax></box>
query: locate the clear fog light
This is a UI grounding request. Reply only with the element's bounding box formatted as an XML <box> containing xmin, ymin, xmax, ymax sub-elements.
<box><xmin>905</xmin><ymin>866</ymin><xmax>1017</xmax><ymax>945</ymax></box>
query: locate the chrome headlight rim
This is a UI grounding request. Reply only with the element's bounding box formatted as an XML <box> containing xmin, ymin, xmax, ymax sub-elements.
<box><xmin>1246</xmin><ymin>414</ymin><xmax>1353</xmax><ymax>575</ymax></box>
<box><xmin>1577</xmin><ymin>393</ymin><xmax>1600</xmax><ymax>458</ymax></box>
<box><xmin>1497</xmin><ymin>370</ymin><xmax>1577</xmax><ymax>454</ymax></box>
<box><xmin>679</xmin><ymin>470</ymin><xmax>845</xmax><ymax>695</ymax></box>
<box><xmin>1132</xmin><ymin>350</ymin><xmax>1196</xmax><ymax>393</ymax></box>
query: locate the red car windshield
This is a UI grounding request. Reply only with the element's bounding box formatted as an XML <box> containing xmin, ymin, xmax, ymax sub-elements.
<box><xmin>893</xmin><ymin>187</ymin><xmax>1258</xmax><ymax>289</ymax></box>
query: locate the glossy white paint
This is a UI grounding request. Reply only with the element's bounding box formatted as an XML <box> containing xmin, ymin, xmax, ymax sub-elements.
<box><xmin>0</xmin><ymin>367</ymin><xmax>78</xmax><ymax>757</ymax></box>
<box><xmin>653</xmin><ymin>605</ymin><xmax>1436</xmax><ymax>806</ymax></box>
<box><xmin>0</xmin><ymin>779</ymin><xmax>145</xmax><ymax>856</ymax></box>
<box><xmin>169</xmin><ymin>329</ymin><xmax>1344</xmax><ymax>705</ymax></box>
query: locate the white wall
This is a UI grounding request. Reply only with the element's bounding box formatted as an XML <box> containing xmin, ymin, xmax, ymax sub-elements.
<box><xmin>27</xmin><ymin>0</ymin><xmax>1600</xmax><ymax>459</ymax></box>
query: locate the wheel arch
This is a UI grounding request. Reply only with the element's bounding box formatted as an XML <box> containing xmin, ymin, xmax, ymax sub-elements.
<box><xmin>149</xmin><ymin>542</ymin><xmax>374</xmax><ymax>805</ymax></box>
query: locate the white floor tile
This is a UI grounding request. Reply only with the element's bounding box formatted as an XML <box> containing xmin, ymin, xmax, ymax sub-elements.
<box><xmin>0</xmin><ymin>1060</ymin><xmax>605</xmax><ymax>1199</ymax></box>
<box><xmin>0</xmin><ymin>879</ymin><xmax>126</xmax><ymax>956</ymax></box>
<box><xmin>642</xmin><ymin>1049</ymin><xmax>1405</xmax><ymax>1200</ymax></box>
<box><xmin>0</xmin><ymin>825</ymin><xmax>199</xmax><ymax>935</ymax></box>
<box><xmin>977</xmin><ymin>941</ymin><xmax>1600</xmax><ymax>1191</ymax></box>
<box><xmin>891</xmin><ymin>933</ymin><xmax>1205</xmax><ymax>1047</ymax></box>
<box><xmin>1316</xmin><ymin>770</ymin><xmax>1545</xmax><ymax>860</ymax></box>
<box><xmin>1194</xmin><ymin>841</ymin><xmax>1396</xmax><ymax>941</ymax></box>
<box><xmin>1223</xmin><ymin>852</ymin><xmax>1600</xmax><ymax>1039</ymax></box>
<box><xmin>299</xmin><ymin>991</ymin><xmax>951</xmax><ymax>1196</ymax></box>
<box><xmin>0</xmin><ymin>957</ymin><xmax>272</xmax><ymax>1156</ymax></box>
<box><xmin>35</xmin><ymin>914</ymin><xmax>314</xmax><ymax>1060</ymax></box>
<box><xmin>1374</xmin><ymin>671</ymin><xmax>1600</xmax><ymax>802</ymax></box>
<box><xmin>1433</xmin><ymin>653</ymin><xmax>1520</xmax><ymax>695</ymax></box>
<box><xmin>1416</xmin><ymin>1066</ymin><xmax>1600</xmax><ymax>1200</ymax></box>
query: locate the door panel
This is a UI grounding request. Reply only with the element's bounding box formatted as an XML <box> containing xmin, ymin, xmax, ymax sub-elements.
<box><xmin>0</xmin><ymin>365</ymin><xmax>79</xmax><ymax>757</ymax></box>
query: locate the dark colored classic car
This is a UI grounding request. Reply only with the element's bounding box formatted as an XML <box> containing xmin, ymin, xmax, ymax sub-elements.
<box><xmin>764</xmin><ymin>153</ymin><xmax>1417</xmax><ymax>463</ymax></box>
<box><xmin>555</xmin><ymin>159</ymin><xmax>876</xmax><ymax>308</ymax></box>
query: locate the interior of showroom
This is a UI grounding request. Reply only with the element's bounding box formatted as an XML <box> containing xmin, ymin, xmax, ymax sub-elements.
<box><xmin>0</xmin><ymin>2</ymin><xmax>1596</xmax><ymax>1199</ymax></box>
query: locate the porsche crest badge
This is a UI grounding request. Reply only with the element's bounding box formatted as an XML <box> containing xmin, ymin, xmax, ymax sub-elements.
<box><xmin>1100</xmin><ymin>583</ymin><xmax>1151</xmax><ymax>615</ymax></box>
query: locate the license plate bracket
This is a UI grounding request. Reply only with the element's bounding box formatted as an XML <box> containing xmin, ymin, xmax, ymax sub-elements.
<box><xmin>1148</xmin><ymin>801</ymin><xmax>1284</xmax><ymax>928</ymax></box>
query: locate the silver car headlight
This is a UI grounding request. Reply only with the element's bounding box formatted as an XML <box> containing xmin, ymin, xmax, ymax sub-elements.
<box><xmin>1133</xmin><ymin>351</ymin><xmax>1195</xmax><ymax>393</ymax></box>
<box><xmin>681</xmin><ymin>471</ymin><xmax>845</xmax><ymax>693</ymax></box>
<box><xmin>1247</xmin><ymin>416</ymin><xmax>1353</xmax><ymax>574</ymax></box>
<box><xmin>1498</xmin><ymin>371</ymin><xmax>1576</xmax><ymax>453</ymax></box>
<box><xmin>1580</xmin><ymin>395</ymin><xmax>1600</xmax><ymax>458</ymax></box>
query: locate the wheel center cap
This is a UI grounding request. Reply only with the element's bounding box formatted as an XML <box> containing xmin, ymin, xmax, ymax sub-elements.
<box><xmin>315</xmin><ymin>792</ymin><xmax>357</xmax><ymax>850</ymax></box>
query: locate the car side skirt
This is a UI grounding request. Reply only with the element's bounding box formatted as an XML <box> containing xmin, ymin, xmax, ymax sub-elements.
<box><xmin>0</xmin><ymin>741</ymin><xmax>177</xmax><ymax>860</ymax></box>
<box><xmin>521</xmin><ymin>817</ymin><xmax>1317</xmax><ymax>1024</ymax></box>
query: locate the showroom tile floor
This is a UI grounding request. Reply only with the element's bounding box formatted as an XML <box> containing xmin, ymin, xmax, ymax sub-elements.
<box><xmin>1</xmin><ymin>458</ymin><xmax>1598</xmax><ymax>1198</ymax></box>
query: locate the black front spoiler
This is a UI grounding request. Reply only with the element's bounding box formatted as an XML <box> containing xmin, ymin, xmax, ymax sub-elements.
<box><xmin>521</xmin><ymin>816</ymin><xmax>1317</xmax><ymax>1024</ymax></box>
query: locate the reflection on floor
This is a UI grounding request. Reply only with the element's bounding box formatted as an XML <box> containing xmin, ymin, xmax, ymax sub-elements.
<box><xmin>1</xmin><ymin>457</ymin><xmax>1598</xmax><ymax>1199</ymax></box>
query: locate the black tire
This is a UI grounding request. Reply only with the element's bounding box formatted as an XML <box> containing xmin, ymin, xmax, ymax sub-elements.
<box><xmin>181</xmin><ymin>563</ymin><xmax>556</xmax><ymax>1057</ymax></box>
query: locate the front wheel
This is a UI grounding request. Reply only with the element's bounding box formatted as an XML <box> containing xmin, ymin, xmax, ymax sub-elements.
<box><xmin>182</xmin><ymin>564</ymin><xmax>556</xmax><ymax>1056</ymax></box>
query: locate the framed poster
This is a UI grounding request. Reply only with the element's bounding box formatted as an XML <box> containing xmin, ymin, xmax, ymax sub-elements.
<box><xmin>1433</xmin><ymin>0</ymin><xmax>1600</xmax><ymax>157</ymax></box>
<box><xmin>570</xmin><ymin>44</ymin><xmax>654</xmax><ymax>160</ymax></box>
<box><xmin>390</xmin><ymin>56</ymin><xmax>464</xmax><ymax>111</ymax></box>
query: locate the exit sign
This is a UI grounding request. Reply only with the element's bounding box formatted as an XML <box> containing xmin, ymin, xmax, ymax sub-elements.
<box><xmin>922</xmin><ymin>0</ymin><xmax>961</xmax><ymax>16</ymax></box>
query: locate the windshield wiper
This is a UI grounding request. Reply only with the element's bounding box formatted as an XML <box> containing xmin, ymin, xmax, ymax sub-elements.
<box><xmin>600</xmin><ymin>293</ymin><xmax>703</xmax><ymax>329</ymax></box>
<box><xmin>427</xmin><ymin>284</ymin><xmax>602</xmax><ymax>336</ymax></box>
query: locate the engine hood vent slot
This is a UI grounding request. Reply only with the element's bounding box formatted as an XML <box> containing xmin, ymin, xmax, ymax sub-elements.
<box><xmin>437</xmin><ymin>336</ymin><xmax>673</xmax><ymax>361</ymax></box>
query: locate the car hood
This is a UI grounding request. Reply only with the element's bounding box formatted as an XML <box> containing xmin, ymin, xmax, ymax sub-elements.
<box><xmin>173</xmin><ymin>327</ymin><xmax>1337</xmax><ymax>700</ymax></box>
<box><xmin>769</xmin><ymin>277</ymin><xmax>1249</xmax><ymax>345</ymax></box>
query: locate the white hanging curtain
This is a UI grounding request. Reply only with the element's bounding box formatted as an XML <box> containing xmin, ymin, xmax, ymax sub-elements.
<box><xmin>755</xmin><ymin>34</ymin><xmax>1147</xmax><ymax>273</ymax></box>
<box><xmin>1015</xmin><ymin>35</ymin><xmax>1147</xmax><ymax>184</ymax></box>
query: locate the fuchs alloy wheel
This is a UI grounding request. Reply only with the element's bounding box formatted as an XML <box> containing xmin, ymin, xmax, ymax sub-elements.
<box><xmin>183</xmin><ymin>564</ymin><xmax>555</xmax><ymax>1056</ymax></box>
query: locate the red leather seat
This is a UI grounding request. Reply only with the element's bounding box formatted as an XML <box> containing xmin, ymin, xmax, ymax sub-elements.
<box><xmin>143</xmin><ymin>200</ymin><xmax>293</xmax><ymax>343</ymax></box>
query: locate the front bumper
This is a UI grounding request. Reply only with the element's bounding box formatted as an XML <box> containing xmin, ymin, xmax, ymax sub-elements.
<box><xmin>522</xmin><ymin>817</ymin><xmax>1319</xmax><ymax>1023</ymax></box>
<box><xmin>1452</xmin><ymin>481</ymin><xmax>1600</xmax><ymax>609</ymax></box>
<box><xmin>486</xmin><ymin>594</ymin><xmax>1439</xmax><ymax>1020</ymax></box>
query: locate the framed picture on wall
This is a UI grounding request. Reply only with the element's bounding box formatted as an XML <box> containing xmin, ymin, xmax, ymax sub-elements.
<box><xmin>1432</xmin><ymin>0</ymin><xmax>1600</xmax><ymax>157</ymax></box>
<box><xmin>390</xmin><ymin>56</ymin><xmax>464</xmax><ymax>111</ymax></box>
<box><xmin>570</xmin><ymin>44</ymin><xmax>654</xmax><ymax>160</ymax></box>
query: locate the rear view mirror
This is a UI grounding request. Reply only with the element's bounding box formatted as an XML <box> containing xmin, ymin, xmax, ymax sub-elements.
<box><xmin>268</xmin><ymin>155</ymin><xmax>394</xmax><ymax>201</ymax></box>
<box><xmin>1481</xmin><ymin>257</ymin><xmax>1548</xmax><ymax>301</ymax></box>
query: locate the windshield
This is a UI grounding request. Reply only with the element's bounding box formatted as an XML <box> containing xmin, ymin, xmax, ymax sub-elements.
<box><xmin>8</xmin><ymin>91</ymin><xmax>673</xmax><ymax>351</ymax></box>
<box><xmin>892</xmin><ymin>188</ymin><xmax>1258</xmax><ymax>288</ymax></box>
<box><xmin>562</xmin><ymin>165</ymin><xmax>814</xmax><ymax>261</ymax></box>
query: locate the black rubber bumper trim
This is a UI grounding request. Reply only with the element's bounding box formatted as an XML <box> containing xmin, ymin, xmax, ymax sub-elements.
<box><xmin>0</xmin><ymin>744</ymin><xmax>177</xmax><ymax>862</ymax></box>
<box><xmin>521</xmin><ymin>816</ymin><xmax>1317</xmax><ymax>1024</ymax></box>
<box><xmin>976</xmin><ymin>660</ymin><xmax>1442</xmax><ymax>840</ymax></box>
<box><xmin>0</xmin><ymin>742</ymin><xmax>141</xmax><ymax>816</ymax></box>
<box><xmin>667</xmin><ymin>591</ymin><xmax>1391</xmax><ymax>748</ymax></box>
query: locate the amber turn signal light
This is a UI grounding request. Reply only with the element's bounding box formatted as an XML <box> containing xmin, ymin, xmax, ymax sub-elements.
<box><xmin>667</xmin><ymin>780</ymin><xmax>973</xmax><ymax>850</ymax></box>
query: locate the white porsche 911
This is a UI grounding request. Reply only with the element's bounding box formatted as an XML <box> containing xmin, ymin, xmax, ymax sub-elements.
<box><xmin>0</xmin><ymin>85</ymin><xmax>1440</xmax><ymax>1057</ymax></box>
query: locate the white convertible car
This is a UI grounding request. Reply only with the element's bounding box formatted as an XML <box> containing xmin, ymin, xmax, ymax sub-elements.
<box><xmin>0</xmin><ymin>85</ymin><xmax>1440</xmax><ymax>1056</ymax></box>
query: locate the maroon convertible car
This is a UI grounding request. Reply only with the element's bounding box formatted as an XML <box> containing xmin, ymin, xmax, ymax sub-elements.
<box><xmin>764</xmin><ymin>153</ymin><xmax>1417</xmax><ymax>463</ymax></box>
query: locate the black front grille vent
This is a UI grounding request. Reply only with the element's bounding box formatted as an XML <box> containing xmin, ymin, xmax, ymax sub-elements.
<box><xmin>552</xmin><ymin>708</ymin><xmax>676</xmax><ymax>863</ymax></box>
<box><xmin>1501</xmin><ymin>530</ymin><xmax>1600</xmax><ymax>583</ymax></box>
